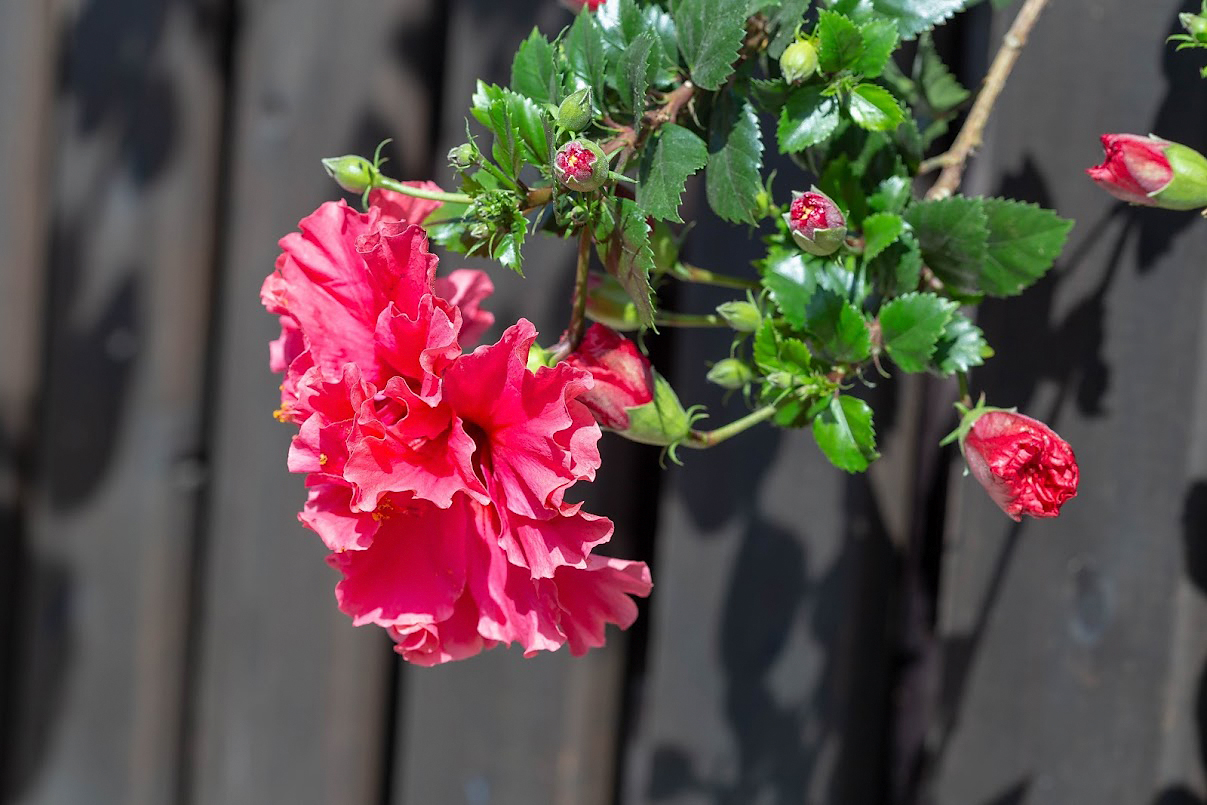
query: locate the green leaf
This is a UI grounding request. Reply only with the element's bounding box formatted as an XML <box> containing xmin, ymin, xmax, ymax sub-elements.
<box><xmin>638</xmin><ymin>123</ymin><xmax>709</xmax><ymax>222</ymax></box>
<box><xmin>762</xmin><ymin>249</ymin><xmax>815</xmax><ymax>328</ymax></box>
<box><xmin>878</xmin><ymin>291</ymin><xmax>956</xmax><ymax>372</ymax></box>
<box><xmin>753</xmin><ymin>320</ymin><xmax>813</xmax><ymax>375</ymax></box>
<box><xmin>490</xmin><ymin>209</ymin><xmax>529</xmax><ymax>274</ymax></box>
<box><xmin>768</xmin><ymin>0</ymin><xmax>812</xmax><ymax>57</ymax></box>
<box><xmin>806</xmin><ymin>289</ymin><xmax>872</xmax><ymax>363</ymax></box>
<box><xmin>861</xmin><ymin>212</ymin><xmax>903</xmax><ymax>261</ymax></box>
<box><xmin>872</xmin><ymin>0</ymin><xmax>972</xmax><ymax>40</ymax></box>
<box><xmin>817</xmin><ymin>10</ymin><xmax>864</xmax><ymax>73</ymax></box>
<box><xmin>603</xmin><ymin>198</ymin><xmax>658</xmax><ymax>327</ymax></box>
<box><xmin>980</xmin><ymin>198</ymin><xmax>1073</xmax><ymax>297</ymax></box>
<box><xmin>812</xmin><ymin>394</ymin><xmax>879</xmax><ymax>472</ymax></box>
<box><xmin>868</xmin><ymin>175</ymin><xmax>912</xmax><ymax>214</ymax></box>
<box><xmin>643</xmin><ymin>5</ymin><xmax>680</xmax><ymax>70</ymax></box>
<box><xmin>868</xmin><ymin>229</ymin><xmax>923</xmax><ymax>294</ymax></box>
<box><xmin>470</xmin><ymin>83</ymin><xmax>549</xmax><ymax>169</ymax></box>
<box><xmin>621</xmin><ymin>30</ymin><xmax>660</xmax><ymax>115</ymax></box>
<box><xmin>916</xmin><ymin>34</ymin><xmax>969</xmax><ymax>112</ymax></box>
<box><xmin>856</xmin><ymin>18</ymin><xmax>899</xmax><ymax>77</ymax></box>
<box><xmin>565</xmin><ymin>12</ymin><xmax>608</xmax><ymax>94</ymax></box>
<box><xmin>706</xmin><ymin>93</ymin><xmax>764</xmax><ymax>224</ymax></box>
<box><xmin>750</xmin><ymin>78</ymin><xmax>793</xmax><ymax>114</ymax></box>
<box><xmin>778</xmin><ymin>86</ymin><xmax>842</xmax><ymax>152</ymax></box>
<box><xmin>931</xmin><ymin>313</ymin><xmax>993</xmax><ymax>375</ymax></box>
<box><xmin>754</xmin><ymin>319</ymin><xmax>782</xmax><ymax>373</ymax></box>
<box><xmin>848</xmin><ymin>83</ymin><xmax>905</xmax><ymax>131</ymax></box>
<box><xmin>511</xmin><ymin>29</ymin><xmax>558</xmax><ymax>105</ymax></box>
<box><xmin>905</xmin><ymin>195</ymin><xmax>988</xmax><ymax>294</ymax></box>
<box><xmin>672</xmin><ymin>0</ymin><xmax>748</xmax><ymax>90</ymax></box>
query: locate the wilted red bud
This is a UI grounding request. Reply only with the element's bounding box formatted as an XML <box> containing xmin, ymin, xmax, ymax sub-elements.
<box><xmin>560</xmin><ymin>0</ymin><xmax>606</xmax><ymax>10</ymax></box>
<box><xmin>564</xmin><ymin>324</ymin><xmax>653</xmax><ymax>430</ymax></box>
<box><xmin>956</xmin><ymin>408</ymin><xmax>1079</xmax><ymax>522</ymax></box>
<box><xmin>1087</xmin><ymin>133</ymin><xmax>1207</xmax><ymax>210</ymax></box>
<box><xmin>554</xmin><ymin>139</ymin><xmax>608</xmax><ymax>193</ymax></box>
<box><xmin>784</xmin><ymin>188</ymin><xmax>847</xmax><ymax>256</ymax></box>
<box><xmin>564</xmin><ymin>324</ymin><xmax>693</xmax><ymax>448</ymax></box>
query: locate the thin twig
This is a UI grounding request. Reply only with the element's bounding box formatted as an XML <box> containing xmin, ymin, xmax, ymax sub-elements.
<box><xmin>925</xmin><ymin>0</ymin><xmax>1052</xmax><ymax>200</ymax></box>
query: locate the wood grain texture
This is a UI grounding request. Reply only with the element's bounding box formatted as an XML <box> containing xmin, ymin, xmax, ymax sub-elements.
<box><xmin>931</xmin><ymin>2</ymin><xmax>1207</xmax><ymax>803</ymax></box>
<box><xmin>390</xmin><ymin>2</ymin><xmax>645</xmax><ymax>803</ymax></box>
<box><xmin>6</xmin><ymin>1</ymin><xmax>228</xmax><ymax>803</ymax></box>
<box><xmin>186</xmin><ymin>2</ymin><xmax>446</xmax><ymax>804</ymax></box>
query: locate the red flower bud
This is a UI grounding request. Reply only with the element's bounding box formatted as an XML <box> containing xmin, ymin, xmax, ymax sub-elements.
<box><xmin>554</xmin><ymin>139</ymin><xmax>608</xmax><ymax>193</ymax></box>
<box><xmin>565</xmin><ymin>324</ymin><xmax>694</xmax><ymax>448</ymax></box>
<box><xmin>1087</xmin><ymin>133</ymin><xmax>1207</xmax><ymax>210</ymax></box>
<box><xmin>560</xmin><ymin>0</ymin><xmax>606</xmax><ymax>10</ymax></box>
<box><xmin>784</xmin><ymin>188</ymin><xmax>847</xmax><ymax>256</ymax></box>
<box><xmin>956</xmin><ymin>408</ymin><xmax>1079</xmax><ymax>522</ymax></box>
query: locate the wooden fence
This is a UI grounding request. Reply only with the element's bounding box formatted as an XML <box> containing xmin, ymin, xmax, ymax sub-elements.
<box><xmin>2</xmin><ymin>1</ymin><xmax>1207</xmax><ymax>803</ymax></box>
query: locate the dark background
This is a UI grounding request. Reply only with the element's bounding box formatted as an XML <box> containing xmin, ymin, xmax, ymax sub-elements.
<box><xmin>3</xmin><ymin>1</ymin><xmax>1207</xmax><ymax>803</ymax></box>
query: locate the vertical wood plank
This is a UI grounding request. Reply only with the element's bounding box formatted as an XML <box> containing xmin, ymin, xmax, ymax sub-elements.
<box><xmin>0</xmin><ymin>0</ymin><xmax>58</xmax><ymax>798</ymax></box>
<box><xmin>621</xmin><ymin>195</ymin><xmax>910</xmax><ymax>804</ymax></box>
<box><xmin>391</xmin><ymin>2</ymin><xmax>647</xmax><ymax>803</ymax></box>
<box><xmin>188</xmin><ymin>2</ymin><xmax>442</xmax><ymax>804</ymax></box>
<box><xmin>6</xmin><ymin>0</ymin><xmax>228</xmax><ymax>803</ymax></box>
<box><xmin>932</xmin><ymin>1</ymin><xmax>1207</xmax><ymax>802</ymax></box>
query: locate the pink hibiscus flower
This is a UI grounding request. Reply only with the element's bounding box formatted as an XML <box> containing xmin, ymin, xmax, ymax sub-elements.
<box><xmin>263</xmin><ymin>193</ymin><xmax>651</xmax><ymax>664</ymax></box>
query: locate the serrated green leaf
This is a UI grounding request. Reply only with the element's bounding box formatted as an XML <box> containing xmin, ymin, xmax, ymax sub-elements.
<box><xmin>980</xmin><ymin>198</ymin><xmax>1073</xmax><ymax>297</ymax></box>
<box><xmin>768</xmin><ymin>0</ymin><xmax>812</xmax><ymax>57</ymax></box>
<box><xmin>638</xmin><ymin>123</ymin><xmax>708</xmax><ymax>222</ymax></box>
<box><xmin>806</xmin><ymin>289</ymin><xmax>872</xmax><ymax>363</ymax></box>
<box><xmin>751</xmin><ymin>78</ymin><xmax>793</xmax><ymax>114</ymax></box>
<box><xmin>603</xmin><ymin>198</ymin><xmax>657</xmax><ymax>326</ymax></box>
<box><xmin>470</xmin><ymin>83</ymin><xmax>549</xmax><ymax>169</ymax></box>
<box><xmin>861</xmin><ymin>212</ymin><xmax>903</xmax><ymax>260</ymax></box>
<box><xmin>754</xmin><ymin>319</ymin><xmax>781</xmax><ymax>372</ymax></box>
<box><xmin>673</xmin><ymin>0</ymin><xmax>748</xmax><ymax>90</ymax></box>
<box><xmin>817</xmin><ymin>11</ymin><xmax>864</xmax><ymax>73</ymax></box>
<box><xmin>868</xmin><ymin>175</ymin><xmax>911</xmax><ymax>214</ymax></box>
<box><xmin>491</xmin><ymin>209</ymin><xmax>528</xmax><ymax>274</ymax></box>
<box><xmin>565</xmin><ymin>12</ymin><xmax>608</xmax><ymax>94</ymax></box>
<box><xmin>644</xmin><ymin>6</ymin><xmax>680</xmax><ymax>70</ymax></box>
<box><xmin>778</xmin><ymin>86</ymin><xmax>842</xmax><ymax>152</ymax></box>
<box><xmin>511</xmin><ymin>29</ymin><xmax>558</xmax><ymax>105</ymax></box>
<box><xmin>931</xmin><ymin>313</ymin><xmax>993</xmax><ymax>375</ymax></box>
<box><xmin>856</xmin><ymin>18</ymin><xmax>899</xmax><ymax>77</ymax></box>
<box><xmin>916</xmin><ymin>34</ymin><xmax>969</xmax><ymax>112</ymax></box>
<box><xmin>762</xmin><ymin>249</ymin><xmax>815</xmax><ymax>328</ymax></box>
<box><xmin>813</xmin><ymin>394</ymin><xmax>879</xmax><ymax>472</ymax></box>
<box><xmin>905</xmin><ymin>195</ymin><xmax>988</xmax><ymax>293</ymax></box>
<box><xmin>595</xmin><ymin>0</ymin><xmax>645</xmax><ymax>43</ymax></box>
<box><xmin>878</xmin><ymin>291</ymin><xmax>956</xmax><ymax>372</ymax></box>
<box><xmin>868</xmin><ymin>229</ymin><xmax>923</xmax><ymax>294</ymax></box>
<box><xmin>849</xmin><ymin>83</ymin><xmax>905</xmax><ymax>131</ymax></box>
<box><xmin>872</xmin><ymin>0</ymin><xmax>971</xmax><ymax>40</ymax></box>
<box><xmin>621</xmin><ymin>30</ymin><xmax>659</xmax><ymax>115</ymax></box>
<box><xmin>706</xmin><ymin>93</ymin><xmax>764</xmax><ymax>224</ymax></box>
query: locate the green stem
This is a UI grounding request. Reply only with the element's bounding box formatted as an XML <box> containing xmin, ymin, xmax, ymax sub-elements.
<box><xmin>670</xmin><ymin>262</ymin><xmax>760</xmax><ymax>291</ymax></box>
<box><xmin>376</xmin><ymin>176</ymin><xmax>473</xmax><ymax>205</ymax></box>
<box><xmin>956</xmin><ymin>370</ymin><xmax>972</xmax><ymax>408</ymax></box>
<box><xmin>568</xmin><ymin>226</ymin><xmax>593</xmax><ymax>350</ymax></box>
<box><xmin>654</xmin><ymin>312</ymin><xmax>727</xmax><ymax>327</ymax></box>
<box><xmin>683</xmin><ymin>405</ymin><xmax>778</xmax><ymax>449</ymax></box>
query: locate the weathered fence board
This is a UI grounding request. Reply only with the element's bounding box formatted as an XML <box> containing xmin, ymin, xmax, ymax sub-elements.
<box><xmin>391</xmin><ymin>3</ymin><xmax>644</xmax><ymax>803</ymax></box>
<box><xmin>932</xmin><ymin>2</ymin><xmax>1207</xmax><ymax>803</ymax></box>
<box><xmin>185</xmin><ymin>2</ymin><xmax>449</xmax><ymax>803</ymax></box>
<box><xmin>5</xmin><ymin>1</ymin><xmax>228</xmax><ymax>803</ymax></box>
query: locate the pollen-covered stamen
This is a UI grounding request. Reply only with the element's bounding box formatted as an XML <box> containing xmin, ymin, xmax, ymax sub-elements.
<box><xmin>789</xmin><ymin>193</ymin><xmax>835</xmax><ymax>234</ymax></box>
<box><xmin>556</xmin><ymin>143</ymin><xmax>596</xmax><ymax>180</ymax></box>
<box><xmin>554</xmin><ymin>139</ymin><xmax>607</xmax><ymax>192</ymax></box>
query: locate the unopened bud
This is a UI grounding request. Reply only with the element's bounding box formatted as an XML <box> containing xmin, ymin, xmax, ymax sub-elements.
<box><xmin>1088</xmin><ymin>133</ymin><xmax>1207</xmax><ymax>210</ymax></box>
<box><xmin>780</xmin><ymin>40</ymin><xmax>818</xmax><ymax>84</ymax></box>
<box><xmin>1181</xmin><ymin>11</ymin><xmax>1207</xmax><ymax>43</ymax></box>
<box><xmin>557</xmin><ymin>88</ymin><xmax>594</xmax><ymax>132</ymax></box>
<box><xmin>447</xmin><ymin>143</ymin><xmax>477</xmax><ymax>169</ymax></box>
<box><xmin>715</xmin><ymin>301</ymin><xmax>762</xmax><ymax>333</ymax></box>
<box><xmin>554</xmin><ymin>139</ymin><xmax>608</xmax><ymax>193</ymax></box>
<box><xmin>527</xmin><ymin>343</ymin><xmax>554</xmax><ymax>373</ymax></box>
<box><xmin>707</xmin><ymin>358</ymin><xmax>753</xmax><ymax>390</ymax></box>
<box><xmin>784</xmin><ymin>188</ymin><xmax>847</xmax><ymax>256</ymax></box>
<box><xmin>321</xmin><ymin>155</ymin><xmax>375</xmax><ymax>194</ymax></box>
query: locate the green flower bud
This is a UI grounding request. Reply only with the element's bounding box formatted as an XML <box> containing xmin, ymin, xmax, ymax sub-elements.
<box><xmin>447</xmin><ymin>143</ymin><xmax>478</xmax><ymax>169</ymax></box>
<box><xmin>321</xmin><ymin>154</ymin><xmax>375</xmax><ymax>194</ymax></box>
<box><xmin>1154</xmin><ymin>141</ymin><xmax>1207</xmax><ymax>210</ymax></box>
<box><xmin>707</xmin><ymin>358</ymin><xmax>753</xmax><ymax>390</ymax></box>
<box><xmin>556</xmin><ymin>88</ymin><xmax>594</xmax><ymax>132</ymax></box>
<box><xmin>527</xmin><ymin>343</ymin><xmax>555</xmax><ymax>373</ymax></box>
<box><xmin>1181</xmin><ymin>11</ymin><xmax>1207</xmax><ymax>43</ymax></box>
<box><xmin>622</xmin><ymin>371</ymin><xmax>694</xmax><ymax>447</ymax></box>
<box><xmin>554</xmin><ymin>139</ymin><xmax>608</xmax><ymax>193</ymax></box>
<box><xmin>715</xmin><ymin>301</ymin><xmax>762</xmax><ymax>333</ymax></box>
<box><xmin>780</xmin><ymin>40</ymin><xmax>818</xmax><ymax>84</ymax></box>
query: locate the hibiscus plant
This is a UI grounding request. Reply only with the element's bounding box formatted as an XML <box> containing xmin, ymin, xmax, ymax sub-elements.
<box><xmin>262</xmin><ymin>0</ymin><xmax>1093</xmax><ymax>664</ymax></box>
